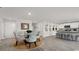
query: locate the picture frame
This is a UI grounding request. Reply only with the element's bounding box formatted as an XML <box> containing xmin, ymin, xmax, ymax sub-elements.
<box><xmin>21</xmin><ymin>23</ymin><xmax>29</xmax><ymax>30</ymax></box>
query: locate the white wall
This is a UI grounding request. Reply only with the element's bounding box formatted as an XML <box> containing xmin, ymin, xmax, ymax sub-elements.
<box><xmin>0</xmin><ymin>18</ymin><xmax>4</xmax><ymax>39</ymax></box>
<box><xmin>36</xmin><ymin>22</ymin><xmax>58</xmax><ymax>37</ymax></box>
<box><xmin>0</xmin><ymin>18</ymin><xmax>33</xmax><ymax>39</ymax></box>
<box><xmin>1</xmin><ymin>17</ymin><xmax>75</xmax><ymax>39</ymax></box>
<box><xmin>15</xmin><ymin>19</ymin><xmax>33</xmax><ymax>31</ymax></box>
<box><xmin>4</xmin><ymin>20</ymin><xmax>16</xmax><ymax>38</ymax></box>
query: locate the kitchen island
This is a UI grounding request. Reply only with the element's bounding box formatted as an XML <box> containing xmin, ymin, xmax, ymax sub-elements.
<box><xmin>56</xmin><ymin>29</ymin><xmax>79</xmax><ymax>41</ymax></box>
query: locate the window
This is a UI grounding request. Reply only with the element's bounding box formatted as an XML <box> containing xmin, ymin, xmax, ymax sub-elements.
<box><xmin>45</xmin><ymin>25</ymin><xmax>48</xmax><ymax>31</ymax></box>
<box><xmin>52</xmin><ymin>27</ymin><xmax>54</xmax><ymax>31</ymax></box>
<box><xmin>55</xmin><ymin>28</ymin><xmax>57</xmax><ymax>30</ymax></box>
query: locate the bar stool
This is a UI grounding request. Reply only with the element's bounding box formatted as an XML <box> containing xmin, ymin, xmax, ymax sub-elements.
<box><xmin>63</xmin><ymin>33</ymin><xmax>67</xmax><ymax>40</ymax></box>
<box><xmin>75</xmin><ymin>35</ymin><xmax>79</xmax><ymax>41</ymax></box>
<box><xmin>56</xmin><ymin>33</ymin><xmax>59</xmax><ymax>38</ymax></box>
<box><xmin>57</xmin><ymin>33</ymin><xmax>60</xmax><ymax>38</ymax></box>
<box><xmin>61</xmin><ymin>33</ymin><xmax>63</xmax><ymax>39</ymax></box>
<box><xmin>59</xmin><ymin>33</ymin><xmax>61</xmax><ymax>38</ymax></box>
<box><xmin>67</xmin><ymin>34</ymin><xmax>73</xmax><ymax>41</ymax></box>
<box><xmin>72</xmin><ymin>34</ymin><xmax>76</xmax><ymax>41</ymax></box>
<box><xmin>58</xmin><ymin>33</ymin><xmax>60</xmax><ymax>38</ymax></box>
<box><xmin>62</xmin><ymin>33</ymin><xmax>64</xmax><ymax>39</ymax></box>
<box><xmin>66</xmin><ymin>34</ymin><xmax>70</xmax><ymax>40</ymax></box>
<box><xmin>70</xmin><ymin>34</ymin><xmax>74</xmax><ymax>41</ymax></box>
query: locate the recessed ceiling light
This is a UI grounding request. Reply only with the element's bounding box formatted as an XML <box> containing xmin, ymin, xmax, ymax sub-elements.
<box><xmin>28</xmin><ymin>12</ymin><xmax>31</xmax><ymax>16</ymax></box>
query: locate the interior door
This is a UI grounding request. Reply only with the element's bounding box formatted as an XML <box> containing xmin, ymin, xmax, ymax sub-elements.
<box><xmin>4</xmin><ymin>21</ymin><xmax>16</xmax><ymax>38</ymax></box>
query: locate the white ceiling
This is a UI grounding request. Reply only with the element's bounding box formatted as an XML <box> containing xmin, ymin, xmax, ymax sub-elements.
<box><xmin>0</xmin><ymin>7</ymin><xmax>79</xmax><ymax>23</ymax></box>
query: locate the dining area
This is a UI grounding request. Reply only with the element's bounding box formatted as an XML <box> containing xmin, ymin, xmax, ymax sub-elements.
<box><xmin>13</xmin><ymin>30</ymin><xmax>43</xmax><ymax>49</ymax></box>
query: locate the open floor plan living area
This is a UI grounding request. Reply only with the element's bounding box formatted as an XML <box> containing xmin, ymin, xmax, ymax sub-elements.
<box><xmin>0</xmin><ymin>7</ymin><xmax>79</xmax><ymax>51</ymax></box>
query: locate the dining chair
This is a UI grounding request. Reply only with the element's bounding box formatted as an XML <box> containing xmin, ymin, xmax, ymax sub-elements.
<box><xmin>14</xmin><ymin>31</ymin><xmax>25</xmax><ymax>46</ymax></box>
<box><xmin>25</xmin><ymin>32</ymin><xmax>37</xmax><ymax>48</ymax></box>
<box><xmin>36</xmin><ymin>31</ymin><xmax>41</xmax><ymax>41</ymax></box>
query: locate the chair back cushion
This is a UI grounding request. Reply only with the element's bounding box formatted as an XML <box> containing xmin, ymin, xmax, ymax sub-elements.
<box><xmin>26</xmin><ymin>32</ymin><xmax>37</xmax><ymax>42</ymax></box>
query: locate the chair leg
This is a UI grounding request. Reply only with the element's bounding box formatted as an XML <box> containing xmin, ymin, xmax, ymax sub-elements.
<box><xmin>38</xmin><ymin>38</ymin><xmax>40</xmax><ymax>41</ymax></box>
<box><xmin>34</xmin><ymin>42</ymin><xmax>37</xmax><ymax>47</ymax></box>
<box><xmin>16</xmin><ymin>41</ymin><xmax>18</xmax><ymax>46</ymax></box>
<box><xmin>23</xmin><ymin>40</ymin><xmax>27</xmax><ymax>45</ymax></box>
<box><xmin>29</xmin><ymin>43</ymin><xmax>31</xmax><ymax>48</ymax></box>
<box><xmin>37</xmin><ymin>38</ymin><xmax>40</xmax><ymax>42</ymax></box>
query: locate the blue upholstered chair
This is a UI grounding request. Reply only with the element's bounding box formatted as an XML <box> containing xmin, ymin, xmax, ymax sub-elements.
<box><xmin>25</xmin><ymin>32</ymin><xmax>38</xmax><ymax>48</ymax></box>
<box><xmin>26</xmin><ymin>33</ymin><xmax>37</xmax><ymax>42</ymax></box>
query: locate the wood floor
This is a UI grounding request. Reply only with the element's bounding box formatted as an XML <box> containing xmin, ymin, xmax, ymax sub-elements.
<box><xmin>0</xmin><ymin>36</ymin><xmax>79</xmax><ymax>51</ymax></box>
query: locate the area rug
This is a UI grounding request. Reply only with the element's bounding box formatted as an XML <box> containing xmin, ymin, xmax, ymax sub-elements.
<box><xmin>12</xmin><ymin>36</ymin><xmax>43</xmax><ymax>49</ymax></box>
